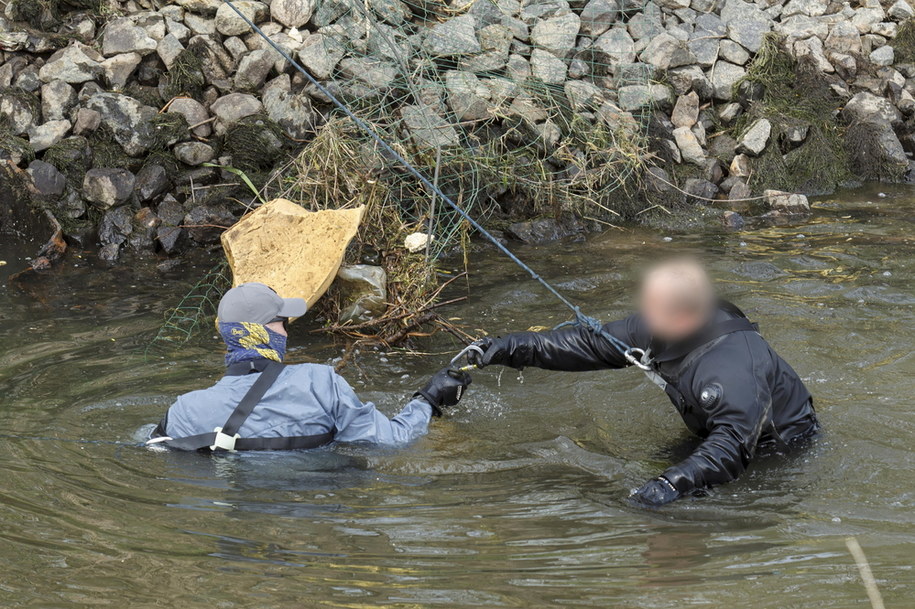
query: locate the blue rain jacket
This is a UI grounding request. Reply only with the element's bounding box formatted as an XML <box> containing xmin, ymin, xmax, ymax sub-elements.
<box><xmin>159</xmin><ymin>363</ymin><xmax>432</xmax><ymax>447</ymax></box>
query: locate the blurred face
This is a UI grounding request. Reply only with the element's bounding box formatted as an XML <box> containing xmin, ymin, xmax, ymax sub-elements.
<box><xmin>266</xmin><ymin>320</ymin><xmax>288</xmax><ymax>337</ymax></box>
<box><xmin>639</xmin><ymin>262</ymin><xmax>714</xmax><ymax>342</ymax></box>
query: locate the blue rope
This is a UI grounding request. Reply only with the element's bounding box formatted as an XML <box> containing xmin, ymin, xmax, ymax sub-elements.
<box><xmin>221</xmin><ymin>0</ymin><xmax>633</xmax><ymax>355</ymax></box>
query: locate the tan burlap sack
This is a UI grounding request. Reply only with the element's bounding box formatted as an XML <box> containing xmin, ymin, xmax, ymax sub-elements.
<box><xmin>221</xmin><ymin>199</ymin><xmax>365</xmax><ymax>310</ymax></box>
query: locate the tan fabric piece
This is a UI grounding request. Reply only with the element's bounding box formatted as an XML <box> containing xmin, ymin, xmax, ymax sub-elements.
<box><xmin>221</xmin><ymin>199</ymin><xmax>365</xmax><ymax>310</ymax></box>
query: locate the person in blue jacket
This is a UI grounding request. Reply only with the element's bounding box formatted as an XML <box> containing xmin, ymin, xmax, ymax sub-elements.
<box><xmin>148</xmin><ymin>282</ymin><xmax>471</xmax><ymax>451</ymax></box>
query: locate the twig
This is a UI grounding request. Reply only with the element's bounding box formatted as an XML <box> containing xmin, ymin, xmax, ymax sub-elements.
<box><xmin>188</xmin><ymin>116</ymin><xmax>217</xmax><ymax>131</ymax></box>
<box><xmin>845</xmin><ymin>537</ymin><xmax>886</xmax><ymax>609</ymax></box>
<box><xmin>647</xmin><ymin>165</ymin><xmax>778</xmax><ymax>203</ymax></box>
<box><xmin>179</xmin><ymin>223</ymin><xmax>231</xmax><ymax>230</ymax></box>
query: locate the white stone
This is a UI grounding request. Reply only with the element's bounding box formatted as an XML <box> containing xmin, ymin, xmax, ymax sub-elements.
<box><xmin>530</xmin><ymin>49</ymin><xmax>568</xmax><ymax>84</ymax></box>
<box><xmin>215</xmin><ymin>1</ymin><xmax>268</xmax><ymax>36</ymax></box>
<box><xmin>888</xmin><ymin>0</ymin><xmax>915</xmax><ymax>20</ymax></box>
<box><xmin>270</xmin><ymin>0</ymin><xmax>315</xmax><ymax>28</ymax></box>
<box><xmin>530</xmin><ymin>12</ymin><xmax>580</xmax><ymax>56</ymax></box>
<box><xmin>404</xmin><ymin>232</ymin><xmax>433</xmax><ymax>253</ymax></box>
<box><xmin>28</xmin><ymin>120</ymin><xmax>71</xmax><ymax>152</ymax></box>
<box><xmin>870</xmin><ymin>45</ymin><xmax>895</xmax><ymax>66</ymax></box>
<box><xmin>708</xmin><ymin>61</ymin><xmax>746</xmax><ymax>100</ymax></box>
<box><xmin>737</xmin><ymin>118</ymin><xmax>771</xmax><ymax>156</ymax></box>
<box><xmin>673</xmin><ymin>126</ymin><xmax>706</xmax><ymax>166</ymax></box>
<box><xmin>594</xmin><ymin>27</ymin><xmax>635</xmax><ymax>65</ymax></box>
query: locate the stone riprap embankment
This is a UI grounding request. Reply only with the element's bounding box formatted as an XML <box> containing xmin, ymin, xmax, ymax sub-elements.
<box><xmin>2</xmin><ymin>0</ymin><xmax>915</xmax><ymax>263</ymax></box>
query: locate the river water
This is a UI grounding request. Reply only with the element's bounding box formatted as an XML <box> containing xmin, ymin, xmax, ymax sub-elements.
<box><xmin>0</xmin><ymin>186</ymin><xmax>912</xmax><ymax>608</ymax></box>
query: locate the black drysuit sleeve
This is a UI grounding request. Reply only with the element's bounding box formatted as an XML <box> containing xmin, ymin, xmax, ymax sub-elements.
<box><xmin>493</xmin><ymin>314</ymin><xmax>648</xmax><ymax>371</ymax></box>
<box><xmin>662</xmin><ymin>333</ymin><xmax>771</xmax><ymax>494</ymax></box>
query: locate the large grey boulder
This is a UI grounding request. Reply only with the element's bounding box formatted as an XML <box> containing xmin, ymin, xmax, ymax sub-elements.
<box><xmin>737</xmin><ymin>118</ymin><xmax>771</xmax><ymax>156</ymax></box>
<box><xmin>270</xmin><ymin>0</ymin><xmax>315</xmax><ymax>27</ymax></box>
<box><xmin>424</xmin><ymin>15</ymin><xmax>481</xmax><ymax>56</ymax></box>
<box><xmin>852</xmin><ymin>5</ymin><xmax>885</xmax><ymax>33</ymax></box>
<box><xmin>211</xmin><ymin>93</ymin><xmax>264</xmax><ymax>128</ymax></box>
<box><xmin>41</xmin><ymin>80</ymin><xmax>76</xmax><ymax>121</ymax></box>
<box><xmin>85</xmin><ymin>93</ymin><xmax>156</xmax><ymax>156</ymax></box>
<box><xmin>708</xmin><ymin>61</ymin><xmax>746</xmax><ymax>100</ymax></box>
<box><xmin>298</xmin><ymin>34</ymin><xmax>345</xmax><ymax>79</ymax></box>
<box><xmin>870</xmin><ymin>45</ymin><xmax>895</xmax><ymax>67</ymax></box>
<box><xmin>83</xmin><ymin>168</ymin><xmax>136</xmax><ymax>209</ymax></box>
<box><xmin>842</xmin><ymin>91</ymin><xmax>901</xmax><ymax>125</ymax></box>
<box><xmin>889</xmin><ymin>0</ymin><xmax>915</xmax><ymax>20</ymax></box>
<box><xmin>157</xmin><ymin>33</ymin><xmax>185</xmax><ymax>68</ymax></box>
<box><xmin>262</xmin><ymin>75</ymin><xmax>315</xmax><ymax>140</ymax></box>
<box><xmin>720</xmin><ymin>0</ymin><xmax>772</xmax><ymax>53</ymax></box>
<box><xmin>168</xmin><ymin>98</ymin><xmax>211</xmax><ymax>137</ymax></box>
<box><xmin>531</xmin><ymin>12</ymin><xmax>580</xmax><ymax>56</ymax></box>
<box><xmin>28</xmin><ymin>160</ymin><xmax>67</xmax><ymax>198</ymax></box>
<box><xmin>689</xmin><ymin>14</ymin><xmax>726</xmax><ymax>68</ymax></box>
<box><xmin>215</xmin><ymin>1</ymin><xmax>268</xmax><ymax>35</ymax></box>
<box><xmin>445</xmin><ymin>71</ymin><xmax>491</xmax><ymax>121</ymax></box>
<box><xmin>530</xmin><ymin>48</ymin><xmax>568</xmax><ymax>84</ymax></box>
<box><xmin>102</xmin><ymin>18</ymin><xmax>158</xmax><ymax>56</ymax></box>
<box><xmin>579</xmin><ymin>0</ymin><xmax>618</xmax><ymax>37</ymax></box>
<box><xmin>673</xmin><ymin>126</ymin><xmax>706</xmax><ymax>166</ymax></box>
<box><xmin>38</xmin><ymin>43</ymin><xmax>103</xmax><ymax>83</ymax></box>
<box><xmin>400</xmin><ymin>105</ymin><xmax>460</xmax><ymax>149</ymax></box>
<box><xmin>594</xmin><ymin>27</ymin><xmax>635</xmax><ymax>65</ymax></box>
<box><xmin>640</xmin><ymin>32</ymin><xmax>696</xmax><ymax>70</ymax></box>
<box><xmin>459</xmin><ymin>24</ymin><xmax>512</xmax><ymax>72</ymax></box>
<box><xmin>28</xmin><ymin>120</ymin><xmax>71</xmax><ymax>152</ymax></box>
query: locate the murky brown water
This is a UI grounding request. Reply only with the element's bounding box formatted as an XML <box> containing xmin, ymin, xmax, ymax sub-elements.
<box><xmin>0</xmin><ymin>185</ymin><xmax>912</xmax><ymax>607</ymax></box>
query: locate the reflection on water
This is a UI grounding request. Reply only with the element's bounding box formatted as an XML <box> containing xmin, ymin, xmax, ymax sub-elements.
<box><xmin>0</xmin><ymin>185</ymin><xmax>912</xmax><ymax>607</ymax></box>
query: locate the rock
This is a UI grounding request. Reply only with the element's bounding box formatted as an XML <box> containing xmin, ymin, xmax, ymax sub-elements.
<box><xmin>831</xmin><ymin>53</ymin><xmax>856</xmax><ymax>80</ymax></box>
<box><xmin>719</xmin><ymin>40</ymin><xmax>750</xmax><ymax>65</ymax></box>
<box><xmin>73</xmin><ymin>108</ymin><xmax>101</xmax><ymax>135</ymax></box>
<box><xmin>174</xmin><ymin>141</ymin><xmax>215</xmax><ymax>166</ymax></box>
<box><xmin>870</xmin><ymin>45</ymin><xmax>895</xmax><ymax>67</ymax></box>
<box><xmin>565</xmin><ymin>80</ymin><xmax>604</xmax><ymax>110</ymax></box>
<box><xmin>28</xmin><ymin>161</ymin><xmax>67</xmax><ymax>197</ymax></box>
<box><xmin>235</xmin><ymin>49</ymin><xmax>274</xmax><ymax>90</ymax></box>
<box><xmin>297</xmin><ymin>34</ymin><xmax>345</xmax><ymax>80</ymax></box>
<box><xmin>38</xmin><ymin>43</ymin><xmax>103</xmax><ymax>83</ymax></box>
<box><xmin>667</xmin><ymin>65</ymin><xmax>713</xmax><ymax>98</ymax></box>
<box><xmin>730</xmin><ymin>153</ymin><xmax>751</xmax><ymax>177</ymax></box>
<box><xmin>764</xmin><ymin>189</ymin><xmax>810</xmax><ymax>214</ymax></box>
<box><xmin>847</xmin><ymin>119</ymin><xmax>909</xmax><ymax>179</ymax></box>
<box><xmin>336</xmin><ymin>265</ymin><xmax>387</xmax><ymax>323</ymax></box>
<box><xmin>782</xmin><ymin>0</ymin><xmax>826</xmax><ymax>17</ymax></box>
<box><xmin>400</xmin><ymin>104</ymin><xmax>459</xmax><ymax>149</ymax></box>
<box><xmin>530</xmin><ymin>48</ymin><xmax>568</xmax><ymax>84</ymax></box>
<box><xmin>249</xmin><ymin>79</ymin><xmax>301</xmax><ymax>138</ymax></box>
<box><xmin>85</xmin><ymin>93</ymin><xmax>156</xmax><ymax>156</ymax></box>
<box><xmin>852</xmin><ymin>6</ymin><xmax>885</xmax><ymax>34</ymax></box>
<box><xmin>825</xmin><ymin>21</ymin><xmax>862</xmax><ymax>54</ymax></box>
<box><xmin>135</xmin><ymin>164</ymin><xmax>170</xmax><ymax>203</ymax></box>
<box><xmin>167</xmin><ymin>98</ymin><xmax>210</xmax><ymax>137</ymax></box>
<box><xmin>83</xmin><ymin>168</ymin><xmax>136</xmax><ymax>209</ymax></box>
<box><xmin>593</xmin><ymin>28</ymin><xmax>635</xmax><ymax>66</ymax></box>
<box><xmin>28</xmin><ymin>119</ymin><xmax>71</xmax><ymax>152</ymax></box>
<box><xmin>777</xmin><ymin>15</ymin><xmax>829</xmax><ymax>40</ymax></box>
<box><xmin>156</xmin><ymin>196</ymin><xmax>187</xmax><ymax>254</ymax></box>
<box><xmin>102</xmin><ymin>18</ymin><xmax>158</xmax><ymax>57</ymax></box>
<box><xmin>215</xmin><ymin>1</ymin><xmax>268</xmax><ymax>35</ymax></box>
<box><xmin>580</xmin><ymin>0</ymin><xmax>618</xmax><ymax>37</ymax></box>
<box><xmin>184</xmin><ymin>204</ymin><xmax>236</xmax><ymax>244</ymax></box>
<box><xmin>157</xmin><ymin>33</ymin><xmax>185</xmax><ymax>69</ymax></box>
<box><xmin>505</xmin><ymin>215</ymin><xmax>585</xmax><ymax>244</ymax></box>
<box><xmin>720</xmin><ymin>0</ymin><xmax>772</xmax><ymax>53</ymax></box>
<box><xmin>793</xmin><ymin>37</ymin><xmax>833</xmax><ymax>73</ymax></box>
<box><xmin>99</xmin><ymin>206</ymin><xmax>135</xmax><ymax>260</ymax></box>
<box><xmin>657</xmin><ymin>0</ymin><xmax>689</xmax><ymax>8</ymax></box>
<box><xmin>689</xmin><ymin>15</ymin><xmax>725</xmax><ymax>68</ymax></box>
<box><xmin>269</xmin><ymin>0</ymin><xmax>314</xmax><ymax>27</ymax></box>
<box><xmin>460</xmin><ymin>24</ymin><xmax>513</xmax><ymax>72</ymax></box>
<box><xmin>424</xmin><ymin>15</ymin><xmax>480</xmax><ymax>56</ymax></box>
<box><xmin>729</xmin><ymin>181</ymin><xmax>752</xmax><ymax>200</ymax></box>
<box><xmin>101</xmin><ymin>52</ymin><xmax>142</xmax><ymax>89</ymax></box>
<box><xmin>673</xmin><ymin>126</ymin><xmax>706</xmax><ymax>166</ymax></box>
<box><xmin>737</xmin><ymin>118</ymin><xmax>771</xmax><ymax>156</ymax></box>
<box><xmin>627</xmin><ymin>12</ymin><xmax>663</xmax><ymax>42</ymax></box>
<box><xmin>211</xmin><ymin>93</ymin><xmax>263</xmax><ymax>128</ymax></box>
<box><xmin>709</xmin><ymin>133</ymin><xmax>738</xmax><ymax>163</ymax></box>
<box><xmin>445</xmin><ymin>71</ymin><xmax>491</xmax><ymax>120</ymax></box>
<box><xmin>718</xmin><ymin>102</ymin><xmax>742</xmax><ymax>124</ymax></box>
<box><xmin>617</xmin><ymin>85</ymin><xmax>651</xmax><ymax>111</ymax></box>
<box><xmin>785</xmin><ymin>123</ymin><xmax>809</xmax><ymax>143</ymax></box>
<box><xmin>684</xmin><ymin>178</ymin><xmax>718</xmax><ymax>202</ymax></box>
<box><xmin>842</xmin><ymin>91</ymin><xmax>901</xmax><ymax>126</ymax></box>
<box><xmin>722</xmin><ymin>210</ymin><xmax>746</xmax><ymax>229</ymax></box>
<box><xmin>709</xmin><ymin>61</ymin><xmax>746</xmax><ymax>100</ymax></box>
<box><xmin>640</xmin><ymin>32</ymin><xmax>696</xmax><ymax>69</ymax></box>
<box><xmin>531</xmin><ymin>12</ymin><xmax>580</xmax><ymax>56</ymax></box>
<box><xmin>127</xmin><ymin>206</ymin><xmax>161</xmax><ymax>253</ymax></box>
<box><xmin>404</xmin><ymin>232</ymin><xmax>432</xmax><ymax>253</ymax></box>
<box><xmin>671</xmin><ymin>91</ymin><xmax>699</xmax><ymax>127</ymax></box>
<box><xmin>889</xmin><ymin>0</ymin><xmax>915</xmax><ymax>20</ymax></box>
<box><xmin>872</xmin><ymin>22</ymin><xmax>897</xmax><ymax>38</ymax></box>
<box><xmin>40</xmin><ymin>80</ymin><xmax>76</xmax><ymax>121</ymax></box>
<box><xmin>184</xmin><ymin>14</ymin><xmax>217</xmax><ymax>36</ymax></box>
<box><xmin>338</xmin><ymin>57</ymin><xmax>397</xmax><ymax>92</ymax></box>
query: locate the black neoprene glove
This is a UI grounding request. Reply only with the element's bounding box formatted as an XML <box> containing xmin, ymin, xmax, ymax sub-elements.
<box><xmin>416</xmin><ymin>367</ymin><xmax>472</xmax><ymax>416</ymax></box>
<box><xmin>466</xmin><ymin>337</ymin><xmax>510</xmax><ymax>368</ymax></box>
<box><xmin>629</xmin><ymin>477</ymin><xmax>681</xmax><ymax>507</ymax></box>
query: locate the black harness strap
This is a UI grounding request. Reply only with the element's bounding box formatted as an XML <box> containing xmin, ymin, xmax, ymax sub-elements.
<box><xmin>161</xmin><ymin>361</ymin><xmax>334</xmax><ymax>452</ymax></box>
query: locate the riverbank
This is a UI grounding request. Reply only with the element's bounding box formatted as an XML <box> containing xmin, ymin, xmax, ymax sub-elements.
<box><xmin>3</xmin><ymin>0</ymin><xmax>915</xmax><ymax>328</ymax></box>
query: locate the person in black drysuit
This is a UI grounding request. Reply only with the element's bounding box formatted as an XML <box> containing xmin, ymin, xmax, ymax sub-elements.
<box><xmin>468</xmin><ymin>259</ymin><xmax>819</xmax><ymax>507</ymax></box>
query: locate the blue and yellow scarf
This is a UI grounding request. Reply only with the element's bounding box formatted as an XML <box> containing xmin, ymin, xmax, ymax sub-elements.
<box><xmin>218</xmin><ymin>321</ymin><xmax>287</xmax><ymax>366</ymax></box>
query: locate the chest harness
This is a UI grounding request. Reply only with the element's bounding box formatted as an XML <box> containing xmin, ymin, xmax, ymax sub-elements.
<box><xmin>148</xmin><ymin>360</ymin><xmax>335</xmax><ymax>452</ymax></box>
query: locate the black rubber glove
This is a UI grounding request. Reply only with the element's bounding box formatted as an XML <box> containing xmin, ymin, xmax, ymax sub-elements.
<box><xmin>628</xmin><ymin>477</ymin><xmax>681</xmax><ymax>507</ymax></box>
<box><xmin>466</xmin><ymin>337</ymin><xmax>510</xmax><ymax>368</ymax></box>
<box><xmin>416</xmin><ymin>367</ymin><xmax>472</xmax><ymax>416</ymax></box>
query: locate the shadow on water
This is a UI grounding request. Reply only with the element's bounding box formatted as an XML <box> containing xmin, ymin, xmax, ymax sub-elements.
<box><xmin>0</xmin><ymin>184</ymin><xmax>913</xmax><ymax>607</ymax></box>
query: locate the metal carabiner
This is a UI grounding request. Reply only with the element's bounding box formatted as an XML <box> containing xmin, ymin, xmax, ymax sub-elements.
<box><xmin>624</xmin><ymin>347</ymin><xmax>654</xmax><ymax>371</ymax></box>
<box><xmin>450</xmin><ymin>344</ymin><xmax>485</xmax><ymax>372</ymax></box>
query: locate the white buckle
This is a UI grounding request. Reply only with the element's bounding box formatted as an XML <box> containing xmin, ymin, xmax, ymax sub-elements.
<box><xmin>210</xmin><ymin>427</ymin><xmax>240</xmax><ymax>452</ymax></box>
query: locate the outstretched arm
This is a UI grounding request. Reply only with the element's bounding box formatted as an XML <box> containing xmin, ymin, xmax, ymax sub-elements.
<box><xmin>478</xmin><ymin>314</ymin><xmax>648</xmax><ymax>371</ymax></box>
<box><xmin>330</xmin><ymin>372</ymin><xmax>433</xmax><ymax>446</ymax></box>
